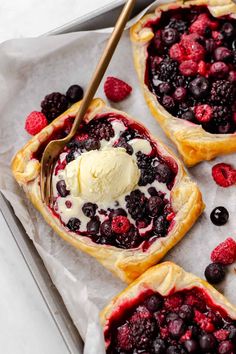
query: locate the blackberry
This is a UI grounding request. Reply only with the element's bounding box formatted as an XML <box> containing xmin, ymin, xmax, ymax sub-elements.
<box><xmin>136</xmin><ymin>152</ymin><xmax>152</xmax><ymax>169</ymax></box>
<box><xmin>211</xmin><ymin>80</ymin><xmax>235</xmax><ymax>105</ymax></box>
<box><xmin>67</xmin><ymin>139</ymin><xmax>84</xmax><ymax>150</ymax></box>
<box><xmin>125</xmin><ymin>190</ymin><xmax>148</xmax><ymax>220</ymax></box>
<box><xmin>167</xmin><ymin>18</ymin><xmax>188</xmax><ymax>33</ymax></box>
<box><xmin>139</xmin><ymin>168</ymin><xmax>156</xmax><ymax>186</ymax></box>
<box><xmin>153</xmin><ymin>215</ymin><xmax>169</xmax><ymax>236</ymax></box>
<box><xmin>41</xmin><ymin>92</ymin><xmax>68</xmax><ymax>122</ymax></box>
<box><xmin>88</xmin><ymin>119</ymin><xmax>114</xmax><ymax>141</ymax></box>
<box><xmin>156</xmin><ymin>57</ymin><xmax>178</xmax><ymax>82</ymax></box>
<box><xmin>66</xmin><ymin>149</ymin><xmax>76</xmax><ymax>163</ymax></box>
<box><xmin>115</xmin><ymin>225</ymin><xmax>142</xmax><ymax>249</ymax></box>
<box><xmin>129</xmin><ymin>317</ymin><xmax>156</xmax><ymax>349</ymax></box>
<box><xmin>212</xmin><ymin>106</ymin><xmax>232</xmax><ymax>126</ymax></box>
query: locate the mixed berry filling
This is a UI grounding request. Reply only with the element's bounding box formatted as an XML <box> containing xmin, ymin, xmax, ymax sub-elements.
<box><xmin>146</xmin><ymin>6</ymin><xmax>236</xmax><ymax>134</ymax></box>
<box><xmin>50</xmin><ymin>114</ymin><xmax>177</xmax><ymax>250</ymax></box>
<box><xmin>105</xmin><ymin>287</ymin><xmax>236</xmax><ymax>353</ymax></box>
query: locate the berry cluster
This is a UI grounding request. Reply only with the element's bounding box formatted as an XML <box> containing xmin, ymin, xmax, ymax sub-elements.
<box><xmin>107</xmin><ymin>288</ymin><xmax>236</xmax><ymax>353</ymax></box>
<box><xmin>147</xmin><ymin>6</ymin><xmax>236</xmax><ymax>134</ymax></box>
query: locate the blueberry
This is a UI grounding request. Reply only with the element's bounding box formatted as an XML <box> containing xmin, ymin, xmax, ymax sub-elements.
<box><xmin>168</xmin><ymin>319</ymin><xmax>186</xmax><ymax>338</ymax></box>
<box><xmin>162</xmin><ymin>95</ymin><xmax>175</xmax><ymax>111</ymax></box>
<box><xmin>218</xmin><ymin>123</ymin><xmax>232</xmax><ymax>134</ymax></box>
<box><xmin>166</xmin><ymin>345</ymin><xmax>181</xmax><ymax>354</ymax></box>
<box><xmin>153</xmin><ymin>338</ymin><xmax>166</xmax><ymax>354</ymax></box>
<box><xmin>221</xmin><ymin>22</ymin><xmax>234</xmax><ymax>38</ymax></box>
<box><xmin>100</xmin><ymin>220</ymin><xmax>113</xmax><ymax>237</ymax></box>
<box><xmin>184</xmin><ymin>339</ymin><xmax>198</xmax><ymax>353</ymax></box>
<box><xmin>146</xmin><ymin>294</ymin><xmax>163</xmax><ymax>312</ymax></box>
<box><xmin>218</xmin><ymin>340</ymin><xmax>234</xmax><ymax>354</ymax></box>
<box><xmin>67</xmin><ymin>218</ymin><xmax>81</xmax><ymax>232</ymax></box>
<box><xmin>173</xmin><ymin>87</ymin><xmax>187</xmax><ymax>102</ymax></box>
<box><xmin>166</xmin><ymin>312</ymin><xmax>179</xmax><ymax>323</ymax></box>
<box><xmin>210</xmin><ymin>206</ymin><xmax>229</xmax><ymax>226</ymax></box>
<box><xmin>182</xmin><ymin>110</ymin><xmax>195</xmax><ymax>122</ymax></box>
<box><xmin>66</xmin><ymin>85</ymin><xmax>84</xmax><ymax>103</ymax></box>
<box><xmin>162</xmin><ymin>28</ymin><xmax>179</xmax><ymax>46</ymax></box>
<box><xmin>109</xmin><ymin>208</ymin><xmax>127</xmax><ymax>219</ymax></box>
<box><xmin>227</xmin><ymin>325</ymin><xmax>236</xmax><ymax>340</ymax></box>
<box><xmin>82</xmin><ymin>202</ymin><xmax>97</xmax><ymax>218</ymax></box>
<box><xmin>87</xmin><ymin>217</ymin><xmax>100</xmax><ymax>235</ymax></box>
<box><xmin>155</xmin><ymin>162</ymin><xmax>172</xmax><ymax>183</ymax></box>
<box><xmin>179</xmin><ymin>304</ymin><xmax>193</xmax><ymax>321</ymax></box>
<box><xmin>199</xmin><ymin>334</ymin><xmax>216</xmax><ymax>351</ymax></box>
<box><xmin>148</xmin><ymin>196</ymin><xmax>163</xmax><ymax>217</ymax></box>
<box><xmin>157</xmin><ymin>82</ymin><xmax>172</xmax><ymax>95</ymax></box>
<box><xmin>148</xmin><ymin>187</ymin><xmax>158</xmax><ymax>196</ymax></box>
<box><xmin>189</xmin><ymin>77</ymin><xmax>209</xmax><ymax>99</ymax></box>
<box><xmin>84</xmin><ymin>138</ymin><xmax>100</xmax><ymax>151</ymax></box>
<box><xmin>214</xmin><ymin>47</ymin><xmax>232</xmax><ymax>62</ymax></box>
<box><xmin>56</xmin><ymin>180</ymin><xmax>69</xmax><ymax>197</ymax></box>
<box><xmin>205</xmin><ymin>263</ymin><xmax>226</xmax><ymax>284</ymax></box>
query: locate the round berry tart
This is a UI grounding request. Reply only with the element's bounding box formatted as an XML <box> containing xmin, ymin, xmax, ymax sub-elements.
<box><xmin>12</xmin><ymin>99</ymin><xmax>203</xmax><ymax>282</ymax></box>
<box><xmin>101</xmin><ymin>262</ymin><xmax>236</xmax><ymax>353</ymax></box>
<box><xmin>130</xmin><ymin>0</ymin><xmax>236</xmax><ymax>166</ymax></box>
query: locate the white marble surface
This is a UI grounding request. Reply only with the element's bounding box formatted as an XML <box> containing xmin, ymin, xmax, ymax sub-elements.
<box><xmin>0</xmin><ymin>0</ymin><xmax>114</xmax><ymax>352</ymax></box>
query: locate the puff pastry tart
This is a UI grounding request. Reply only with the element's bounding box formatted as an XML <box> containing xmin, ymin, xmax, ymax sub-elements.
<box><xmin>101</xmin><ymin>262</ymin><xmax>236</xmax><ymax>353</ymax></box>
<box><xmin>130</xmin><ymin>0</ymin><xmax>236</xmax><ymax>166</ymax></box>
<box><xmin>12</xmin><ymin>98</ymin><xmax>204</xmax><ymax>283</ymax></box>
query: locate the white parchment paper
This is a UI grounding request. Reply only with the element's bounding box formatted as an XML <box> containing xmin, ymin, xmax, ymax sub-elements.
<box><xmin>0</xmin><ymin>3</ymin><xmax>235</xmax><ymax>353</ymax></box>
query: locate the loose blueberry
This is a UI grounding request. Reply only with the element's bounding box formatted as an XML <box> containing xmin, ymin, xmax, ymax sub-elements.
<box><xmin>66</xmin><ymin>85</ymin><xmax>84</xmax><ymax>103</ymax></box>
<box><xmin>205</xmin><ymin>263</ymin><xmax>226</xmax><ymax>284</ymax></box>
<box><xmin>210</xmin><ymin>206</ymin><xmax>229</xmax><ymax>226</ymax></box>
<box><xmin>56</xmin><ymin>180</ymin><xmax>69</xmax><ymax>197</ymax></box>
<box><xmin>82</xmin><ymin>202</ymin><xmax>97</xmax><ymax>218</ymax></box>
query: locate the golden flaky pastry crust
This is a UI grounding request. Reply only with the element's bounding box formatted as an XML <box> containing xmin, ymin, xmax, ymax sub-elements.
<box><xmin>130</xmin><ymin>0</ymin><xmax>236</xmax><ymax>167</ymax></box>
<box><xmin>101</xmin><ymin>262</ymin><xmax>236</xmax><ymax>346</ymax></box>
<box><xmin>12</xmin><ymin>99</ymin><xmax>204</xmax><ymax>283</ymax></box>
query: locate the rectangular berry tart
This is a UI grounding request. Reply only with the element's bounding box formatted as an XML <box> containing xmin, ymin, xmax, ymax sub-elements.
<box><xmin>12</xmin><ymin>98</ymin><xmax>204</xmax><ymax>283</ymax></box>
<box><xmin>130</xmin><ymin>0</ymin><xmax>236</xmax><ymax>166</ymax></box>
<box><xmin>101</xmin><ymin>262</ymin><xmax>236</xmax><ymax>353</ymax></box>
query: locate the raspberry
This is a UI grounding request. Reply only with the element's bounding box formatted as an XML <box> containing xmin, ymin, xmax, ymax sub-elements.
<box><xmin>194</xmin><ymin>310</ymin><xmax>215</xmax><ymax>333</ymax></box>
<box><xmin>190</xmin><ymin>14</ymin><xmax>218</xmax><ymax>35</ymax></box>
<box><xmin>164</xmin><ymin>293</ymin><xmax>183</xmax><ymax>311</ymax></box>
<box><xmin>214</xmin><ymin>329</ymin><xmax>229</xmax><ymax>341</ymax></box>
<box><xmin>185</xmin><ymin>294</ymin><xmax>205</xmax><ymax>311</ymax></box>
<box><xmin>112</xmin><ymin>216</ymin><xmax>131</xmax><ymax>234</ymax></box>
<box><xmin>198</xmin><ymin>61</ymin><xmax>208</xmax><ymax>76</ymax></box>
<box><xmin>212</xmin><ymin>163</ymin><xmax>236</xmax><ymax>187</ymax></box>
<box><xmin>194</xmin><ymin>104</ymin><xmax>213</xmax><ymax>123</ymax></box>
<box><xmin>117</xmin><ymin>324</ymin><xmax>133</xmax><ymax>351</ymax></box>
<box><xmin>25</xmin><ymin>111</ymin><xmax>48</xmax><ymax>135</ymax></box>
<box><xmin>179</xmin><ymin>60</ymin><xmax>198</xmax><ymax>76</ymax></box>
<box><xmin>104</xmin><ymin>76</ymin><xmax>132</xmax><ymax>102</ymax></box>
<box><xmin>211</xmin><ymin>238</ymin><xmax>236</xmax><ymax>265</ymax></box>
<box><xmin>170</xmin><ymin>43</ymin><xmax>185</xmax><ymax>62</ymax></box>
<box><xmin>184</xmin><ymin>40</ymin><xmax>205</xmax><ymax>62</ymax></box>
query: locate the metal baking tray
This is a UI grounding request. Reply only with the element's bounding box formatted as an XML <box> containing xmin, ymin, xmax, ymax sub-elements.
<box><xmin>0</xmin><ymin>1</ymin><xmax>153</xmax><ymax>353</ymax></box>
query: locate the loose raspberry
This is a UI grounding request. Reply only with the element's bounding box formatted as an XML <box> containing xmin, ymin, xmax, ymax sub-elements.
<box><xmin>194</xmin><ymin>104</ymin><xmax>213</xmax><ymax>123</ymax></box>
<box><xmin>179</xmin><ymin>60</ymin><xmax>198</xmax><ymax>76</ymax></box>
<box><xmin>111</xmin><ymin>216</ymin><xmax>131</xmax><ymax>233</ymax></box>
<box><xmin>211</xmin><ymin>238</ymin><xmax>236</xmax><ymax>265</ymax></box>
<box><xmin>164</xmin><ymin>293</ymin><xmax>183</xmax><ymax>311</ymax></box>
<box><xmin>198</xmin><ymin>60</ymin><xmax>208</xmax><ymax>76</ymax></box>
<box><xmin>25</xmin><ymin>111</ymin><xmax>48</xmax><ymax>135</ymax></box>
<box><xmin>104</xmin><ymin>77</ymin><xmax>132</xmax><ymax>102</ymax></box>
<box><xmin>214</xmin><ymin>329</ymin><xmax>229</xmax><ymax>341</ymax></box>
<box><xmin>212</xmin><ymin>163</ymin><xmax>236</xmax><ymax>187</ymax></box>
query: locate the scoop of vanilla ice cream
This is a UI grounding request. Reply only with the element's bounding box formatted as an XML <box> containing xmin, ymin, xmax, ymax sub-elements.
<box><xmin>64</xmin><ymin>147</ymin><xmax>140</xmax><ymax>202</ymax></box>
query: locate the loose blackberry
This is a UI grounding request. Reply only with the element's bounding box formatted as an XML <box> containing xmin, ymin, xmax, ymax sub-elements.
<box><xmin>167</xmin><ymin>18</ymin><xmax>188</xmax><ymax>33</ymax></box>
<box><xmin>41</xmin><ymin>92</ymin><xmax>68</xmax><ymax>122</ymax></box>
<box><xmin>212</xmin><ymin>106</ymin><xmax>232</xmax><ymax>126</ymax></box>
<box><xmin>156</xmin><ymin>57</ymin><xmax>178</xmax><ymax>82</ymax></box>
<box><xmin>88</xmin><ymin>119</ymin><xmax>114</xmax><ymax>141</ymax></box>
<box><xmin>211</xmin><ymin>80</ymin><xmax>235</xmax><ymax>105</ymax></box>
<box><xmin>125</xmin><ymin>190</ymin><xmax>148</xmax><ymax>220</ymax></box>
